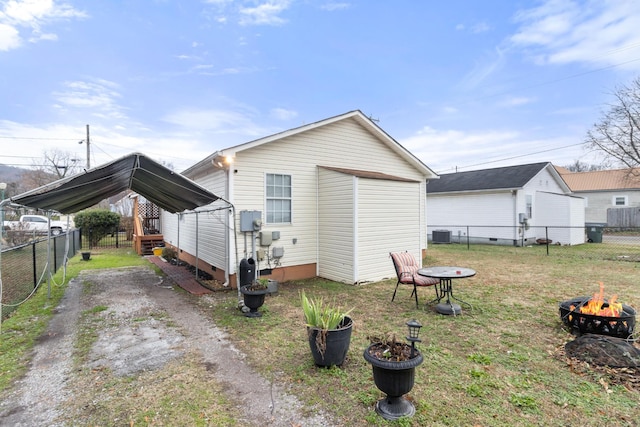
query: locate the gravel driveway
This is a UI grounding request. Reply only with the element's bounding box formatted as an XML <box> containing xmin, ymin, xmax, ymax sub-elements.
<box><xmin>0</xmin><ymin>266</ymin><xmax>335</xmax><ymax>426</ymax></box>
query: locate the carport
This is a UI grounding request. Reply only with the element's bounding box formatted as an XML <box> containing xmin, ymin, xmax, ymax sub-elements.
<box><xmin>1</xmin><ymin>153</ymin><xmax>229</xmax><ymax>328</ymax></box>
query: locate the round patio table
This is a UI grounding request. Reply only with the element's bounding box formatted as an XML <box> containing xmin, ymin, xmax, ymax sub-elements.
<box><xmin>417</xmin><ymin>267</ymin><xmax>476</xmax><ymax>315</ymax></box>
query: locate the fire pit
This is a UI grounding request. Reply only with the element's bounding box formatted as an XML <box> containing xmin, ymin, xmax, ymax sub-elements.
<box><xmin>559</xmin><ymin>297</ymin><xmax>636</xmax><ymax>338</ymax></box>
<box><xmin>559</xmin><ymin>283</ymin><xmax>636</xmax><ymax>339</ymax></box>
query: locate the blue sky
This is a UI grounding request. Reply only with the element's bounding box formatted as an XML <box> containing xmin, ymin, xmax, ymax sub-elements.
<box><xmin>1</xmin><ymin>0</ymin><xmax>640</xmax><ymax>174</ymax></box>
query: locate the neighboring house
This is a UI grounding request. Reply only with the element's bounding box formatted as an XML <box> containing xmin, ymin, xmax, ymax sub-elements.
<box><xmin>426</xmin><ymin>162</ymin><xmax>585</xmax><ymax>246</ymax></box>
<box><xmin>160</xmin><ymin>110</ymin><xmax>439</xmax><ymax>285</ymax></box>
<box><xmin>557</xmin><ymin>168</ymin><xmax>640</xmax><ymax>225</ymax></box>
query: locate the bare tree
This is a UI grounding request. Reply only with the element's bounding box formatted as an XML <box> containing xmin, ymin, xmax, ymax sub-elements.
<box><xmin>586</xmin><ymin>77</ymin><xmax>640</xmax><ymax>176</ymax></box>
<box><xmin>22</xmin><ymin>150</ymin><xmax>82</xmax><ymax>189</ymax></box>
<box><xmin>562</xmin><ymin>160</ymin><xmax>609</xmax><ymax>172</ymax></box>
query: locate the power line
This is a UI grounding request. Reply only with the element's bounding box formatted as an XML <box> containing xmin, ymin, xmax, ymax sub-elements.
<box><xmin>437</xmin><ymin>142</ymin><xmax>587</xmax><ymax>174</ymax></box>
<box><xmin>0</xmin><ymin>136</ymin><xmax>80</xmax><ymax>141</ymax></box>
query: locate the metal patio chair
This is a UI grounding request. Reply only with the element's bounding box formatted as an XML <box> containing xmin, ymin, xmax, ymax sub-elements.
<box><xmin>390</xmin><ymin>251</ymin><xmax>440</xmax><ymax>308</ymax></box>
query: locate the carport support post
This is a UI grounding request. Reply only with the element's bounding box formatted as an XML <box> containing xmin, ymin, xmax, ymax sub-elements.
<box><xmin>0</xmin><ymin>200</ymin><xmax>4</xmax><ymax>332</ymax></box>
<box><xmin>46</xmin><ymin>212</ymin><xmax>52</xmax><ymax>299</ymax></box>
<box><xmin>195</xmin><ymin>212</ymin><xmax>199</xmax><ymax>281</ymax></box>
<box><xmin>176</xmin><ymin>213</ymin><xmax>181</xmax><ymax>264</ymax></box>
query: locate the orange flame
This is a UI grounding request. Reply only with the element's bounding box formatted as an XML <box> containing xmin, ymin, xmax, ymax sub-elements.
<box><xmin>579</xmin><ymin>282</ymin><xmax>622</xmax><ymax>317</ymax></box>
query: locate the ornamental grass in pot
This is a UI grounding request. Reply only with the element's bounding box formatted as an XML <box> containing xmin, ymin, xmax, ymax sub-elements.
<box><xmin>301</xmin><ymin>291</ymin><xmax>353</xmax><ymax>367</ymax></box>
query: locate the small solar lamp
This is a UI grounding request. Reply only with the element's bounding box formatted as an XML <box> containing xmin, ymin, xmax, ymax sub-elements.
<box><xmin>406</xmin><ymin>319</ymin><xmax>422</xmax><ymax>358</ymax></box>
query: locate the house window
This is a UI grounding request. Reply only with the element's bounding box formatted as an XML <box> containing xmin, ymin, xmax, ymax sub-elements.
<box><xmin>613</xmin><ymin>195</ymin><xmax>628</xmax><ymax>206</ymax></box>
<box><xmin>266</xmin><ymin>173</ymin><xmax>291</xmax><ymax>224</ymax></box>
<box><xmin>526</xmin><ymin>195</ymin><xmax>533</xmax><ymax>219</ymax></box>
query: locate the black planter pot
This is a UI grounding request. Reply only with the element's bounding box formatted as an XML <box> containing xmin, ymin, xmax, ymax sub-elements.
<box><xmin>307</xmin><ymin>316</ymin><xmax>353</xmax><ymax>367</ymax></box>
<box><xmin>81</xmin><ymin>252</ymin><xmax>91</xmax><ymax>261</ymax></box>
<box><xmin>240</xmin><ymin>284</ymin><xmax>269</xmax><ymax>317</ymax></box>
<box><xmin>363</xmin><ymin>343</ymin><xmax>424</xmax><ymax>420</ymax></box>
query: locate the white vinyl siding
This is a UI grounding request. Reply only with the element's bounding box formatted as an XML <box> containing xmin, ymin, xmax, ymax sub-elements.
<box><xmin>427</xmin><ymin>165</ymin><xmax>582</xmax><ymax>246</ymax></box>
<box><xmin>318</xmin><ymin>169</ymin><xmax>355</xmax><ymax>283</ymax></box>
<box><xmin>428</xmin><ymin>192</ymin><xmax>516</xmax><ymax>241</ymax></box>
<box><xmin>318</xmin><ymin>169</ymin><xmax>422</xmax><ymax>284</ymax></box>
<box><xmin>356</xmin><ymin>178</ymin><xmax>421</xmax><ymax>282</ymax></box>
<box><xmin>228</xmin><ymin>118</ymin><xmax>427</xmax><ymax>273</ymax></box>
<box><xmin>171</xmin><ymin>115</ymin><xmax>431</xmax><ymax>282</ymax></box>
<box><xmin>161</xmin><ymin>170</ymin><xmax>229</xmax><ymax>269</ymax></box>
<box><xmin>535</xmin><ymin>192</ymin><xmax>585</xmax><ymax>245</ymax></box>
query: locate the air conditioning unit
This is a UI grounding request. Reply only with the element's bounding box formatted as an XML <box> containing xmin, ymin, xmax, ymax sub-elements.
<box><xmin>432</xmin><ymin>229</ymin><xmax>451</xmax><ymax>244</ymax></box>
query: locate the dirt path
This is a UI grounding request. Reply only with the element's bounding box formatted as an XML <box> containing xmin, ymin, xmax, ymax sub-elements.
<box><xmin>0</xmin><ymin>266</ymin><xmax>336</xmax><ymax>426</ymax></box>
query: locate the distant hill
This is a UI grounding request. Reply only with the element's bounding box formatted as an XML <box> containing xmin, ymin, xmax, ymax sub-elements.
<box><xmin>0</xmin><ymin>164</ymin><xmax>26</xmax><ymax>184</ymax></box>
<box><xmin>0</xmin><ymin>164</ymin><xmax>28</xmax><ymax>198</ymax></box>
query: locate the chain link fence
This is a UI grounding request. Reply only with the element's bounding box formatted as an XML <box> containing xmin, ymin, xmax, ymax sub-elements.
<box><xmin>428</xmin><ymin>225</ymin><xmax>640</xmax><ymax>261</ymax></box>
<box><xmin>1</xmin><ymin>229</ymin><xmax>81</xmax><ymax>319</ymax></box>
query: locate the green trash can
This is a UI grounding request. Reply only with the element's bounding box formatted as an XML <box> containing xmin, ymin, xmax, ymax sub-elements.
<box><xmin>585</xmin><ymin>223</ymin><xmax>604</xmax><ymax>243</ymax></box>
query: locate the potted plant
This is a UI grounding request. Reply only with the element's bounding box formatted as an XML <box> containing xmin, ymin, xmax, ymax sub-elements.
<box><xmin>301</xmin><ymin>291</ymin><xmax>353</xmax><ymax>367</ymax></box>
<box><xmin>363</xmin><ymin>320</ymin><xmax>424</xmax><ymax>421</ymax></box>
<box><xmin>240</xmin><ymin>278</ymin><xmax>269</xmax><ymax>317</ymax></box>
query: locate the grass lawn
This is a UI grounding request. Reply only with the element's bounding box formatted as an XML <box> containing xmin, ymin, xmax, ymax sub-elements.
<box><xmin>1</xmin><ymin>244</ymin><xmax>639</xmax><ymax>426</ymax></box>
<box><xmin>209</xmin><ymin>244</ymin><xmax>640</xmax><ymax>426</ymax></box>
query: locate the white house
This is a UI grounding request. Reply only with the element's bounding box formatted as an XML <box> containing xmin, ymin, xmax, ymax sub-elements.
<box><xmin>426</xmin><ymin>162</ymin><xmax>585</xmax><ymax>246</ymax></box>
<box><xmin>160</xmin><ymin>111</ymin><xmax>439</xmax><ymax>286</ymax></box>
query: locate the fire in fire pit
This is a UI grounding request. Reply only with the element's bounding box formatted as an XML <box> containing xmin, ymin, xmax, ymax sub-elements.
<box><xmin>559</xmin><ymin>283</ymin><xmax>636</xmax><ymax>339</ymax></box>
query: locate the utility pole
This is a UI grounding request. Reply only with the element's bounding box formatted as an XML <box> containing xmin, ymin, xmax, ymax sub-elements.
<box><xmin>85</xmin><ymin>124</ymin><xmax>90</xmax><ymax>169</ymax></box>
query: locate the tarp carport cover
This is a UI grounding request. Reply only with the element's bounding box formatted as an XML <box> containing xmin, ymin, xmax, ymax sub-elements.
<box><xmin>9</xmin><ymin>152</ymin><xmax>220</xmax><ymax>214</ymax></box>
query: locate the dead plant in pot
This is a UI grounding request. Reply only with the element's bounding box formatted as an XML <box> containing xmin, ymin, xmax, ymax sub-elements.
<box><xmin>301</xmin><ymin>291</ymin><xmax>353</xmax><ymax>367</ymax></box>
<box><xmin>240</xmin><ymin>278</ymin><xmax>269</xmax><ymax>318</ymax></box>
<box><xmin>363</xmin><ymin>320</ymin><xmax>424</xmax><ymax>420</ymax></box>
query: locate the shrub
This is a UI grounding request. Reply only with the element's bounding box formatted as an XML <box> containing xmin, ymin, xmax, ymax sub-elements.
<box><xmin>74</xmin><ymin>209</ymin><xmax>120</xmax><ymax>247</ymax></box>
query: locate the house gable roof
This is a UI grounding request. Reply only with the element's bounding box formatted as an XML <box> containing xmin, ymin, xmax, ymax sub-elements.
<box><xmin>184</xmin><ymin>110</ymin><xmax>438</xmax><ymax>179</ymax></box>
<box><xmin>558</xmin><ymin>168</ymin><xmax>640</xmax><ymax>191</ymax></box>
<box><xmin>427</xmin><ymin>162</ymin><xmax>568</xmax><ymax>193</ymax></box>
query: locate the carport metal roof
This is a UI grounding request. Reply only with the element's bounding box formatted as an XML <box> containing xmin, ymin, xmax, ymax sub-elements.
<box><xmin>6</xmin><ymin>153</ymin><xmax>220</xmax><ymax>214</ymax></box>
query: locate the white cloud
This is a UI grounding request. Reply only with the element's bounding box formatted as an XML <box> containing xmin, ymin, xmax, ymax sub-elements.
<box><xmin>239</xmin><ymin>1</ymin><xmax>291</xmax><ymax>26</ymax></box>
<box><xmin>162</xmin><ymin>108</ymin><xmax>266</xmax><ymax>137</ymax></box>
<box><xmin>320</xmin><ymin>2</ymin><xmax>350</xmax><ymax>12</ymax></box>
<box><xmin>0</xmin><ymin>22</ymin><xmax>20</xmax><ymax>50</ymax></box>
<box><xmin>399</xmin><ymin>125</ymin><xmax>587</xmax><ymax>173</ymax></box>
<box><xmin>270</xmin><ymin>107</ymin><xmax>297</xmax><ymax>120</ymax></box>
<box><xmin>52</xmin><ymin>79</ymin><xmax>128</xmax><ymax>121</ymax></box>
<box><xmin>0</xmin><ymin>0</ymin><xmax>86</xmax><ymax>51</ymax></box>
<box><xmin>510</xmin><ymin>0</ymin><xmax>640</xmax><ymax>70</ymax></box>
<box><xmin>457</xmin><ymin>47</ymin><xmax>506</xmax><ymax>89</ymax></box>
<box><xmin>0</xmin><ymin>119</ymin><xmax>215</xmax><ymax>172</ymax></box>
<box><xmin>455</xmin><ymin>21</ymin><xmax>490</xmax><ymax>34</ymax></box>
<box><xmin>471</xmin><ymin>22</ymin><xmax>490</xmax><ymax>33</ymax></box>
<box><xmin>500</xmin><ymin>96</ymin><xmax>536</xmax><ymax>107</ymax></box>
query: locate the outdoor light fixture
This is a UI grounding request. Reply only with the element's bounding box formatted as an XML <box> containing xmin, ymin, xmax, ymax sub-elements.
<box><xmin>406</xmin><ymin>319</ymin><xmax>422</xmax><ymax>358</ymax></box>
<box><xmin>212</xmin><ymin>154</ymin><xmax>234</xmax><ymax>169</ymax></box>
